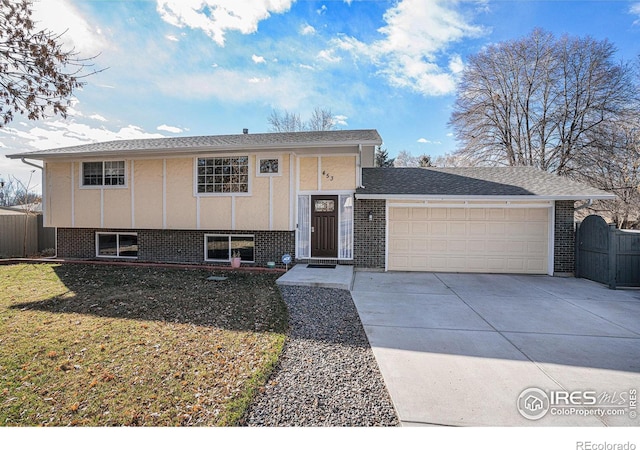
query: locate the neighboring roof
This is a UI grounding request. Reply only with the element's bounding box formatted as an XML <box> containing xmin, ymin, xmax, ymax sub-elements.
<box><xmin>356</xmin><ymin>167</ymin><xmax>615</xmax><ymax>200</ymax></box>
<box><xmin>0</xmin><ymin>204</ymin><xmax>42</xmax><ymax>215</ymax></box>
<box><xmin>6</xmin><ymin>129</ymin><xmax>382</xmax><ymax>160</ymax></box>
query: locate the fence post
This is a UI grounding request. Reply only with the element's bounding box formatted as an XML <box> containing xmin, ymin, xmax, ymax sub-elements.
<box><xmin>574</xmin><ymin>221</ymin><xmax>581</xmax><ymax>279</ymax></box>
<box><xmin>608</xmin><ymin>225</ymin><xmax>617</xmax><ymax>290</ymax></box>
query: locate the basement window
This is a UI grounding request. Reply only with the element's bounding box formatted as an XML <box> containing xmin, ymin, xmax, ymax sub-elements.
<box><xmin>96</xmin><ymin>232</ymin><xmax>138</xmax><ymax>258</ymax></box>
<box><xmin>205</xmin><ymin>234</ymin><xmax>254</xmax><ymax>262</ymax></box>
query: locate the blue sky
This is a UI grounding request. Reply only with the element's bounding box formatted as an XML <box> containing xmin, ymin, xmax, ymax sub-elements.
<box><xmin>1</xmin><ymin>0</ymin><xmax>639</xmax><ymax>192</ymax></box>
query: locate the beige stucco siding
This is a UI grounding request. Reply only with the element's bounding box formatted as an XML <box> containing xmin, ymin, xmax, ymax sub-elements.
<box><xmin>103</xmin><ymin>187</ymin><xmax>132</xmax><ymax>229</ymax></box>
<box><xmin>44</xmin><ymin>151</ymin><xmax>304</xmax><ymax>231</ymax></box>
<box><xmin>133</xmin><ymin>159</ymin><xmax>163</xmax><ymax>229</ymax></box>
<box><xmin>165</xmin><ymin>158</ymin><xmax>196</xmax><ymax>229</ymax></box>
<box><xmin>236</xmin><ymin>168</ymin><xmax>269</xmax><ymax>230</ymax></box>
<box><xmin>299</xmin><ymin>155</ymin><xmax>357</xmax><ymax>192</ymax></box>
<box><xmin>46</xmin><ymin>162</ymin><xmax>72</xmax><ymax>227</ymax></box>
<box><xmin>271</xmin><ymin>155</ymin><xmax>291</xmax><ymax>230</ymax></box>
<box><xmin>319</xmin><ymin>156</ymin><xmax>356</xmax><ymax>191</ymax></box>
<box><xmin>73</xmin><ymin>187</ymin><xmax>101</xmax><ymax>228</ymax></box>
<box><xmin>299</xmin><ymin>157</ymin><xmax>318</xmax><ymax>191</ymax></box>
<box><xmin>199</xmin><ymin>196</ymin><xmax>232</xmax><ymax>229</ymax></box>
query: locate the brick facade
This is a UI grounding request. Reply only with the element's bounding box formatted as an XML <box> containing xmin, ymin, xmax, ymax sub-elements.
<box><xmin>57</xmin><ymin>228</ymin><xmax>295</xmax><ymax>268</ymax></box>
<box><xmin>553</xmin><ymin>200</ymin><xmax>576</xmax><ymax>275</ymax></box>
<box><xmin>353</xmin><ymin>199</ymin><xmax>386</xmax><ymax>269</ymax></box>
<box><xmin>57</xmin><ymin>200</ymin><xmax>576</xmax><ymax>275</ymax></box>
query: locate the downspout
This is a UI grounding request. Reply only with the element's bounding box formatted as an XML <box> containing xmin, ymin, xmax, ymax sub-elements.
<box><xmin>574</xmin><ymin>199</ymin><xmax>593</xmax><ymax>211</ymax></box>
<box><xmin>19</xmin><ymin>158</ymin><xmax>55</xmax><ymax>258</ymax></box>
<box><xmin>21</xmin><ymin>158</ymin><xmax>43</xmax><ymax>170</ymax></box>
<box><xmin>357</xmin><ymin>144</ymin><xmax>364</xmax><ymax>189</ymax></box>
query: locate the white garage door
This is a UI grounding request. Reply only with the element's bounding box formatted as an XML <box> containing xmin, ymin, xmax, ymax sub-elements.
<box><xmin>388</xmin><ymin>207</ymin><xmax>550</xmax><ymax>274</ymax></box>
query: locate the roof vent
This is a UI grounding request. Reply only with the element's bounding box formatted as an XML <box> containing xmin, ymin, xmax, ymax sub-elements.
<box><xmin>242</xmin><ymin>128</ymin><xmax>248</xmax><ymax>134</ymax></box>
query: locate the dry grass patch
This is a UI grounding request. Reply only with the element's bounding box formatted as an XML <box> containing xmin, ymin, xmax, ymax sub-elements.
<box><xmin>0</xmin><ymin>263</ymin><xmax>287</xmax><ymax>426</ymax></box>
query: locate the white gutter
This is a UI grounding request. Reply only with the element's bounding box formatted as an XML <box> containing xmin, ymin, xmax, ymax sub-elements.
<box><xmin>6</xmin><ymin>140</ymin><xmax>383</xmax><ymax>161</ymax></box>
<box><xmin>355</xmin><ymin>193</ymin><xmax>616</xmax><ymax>201</ymax></box>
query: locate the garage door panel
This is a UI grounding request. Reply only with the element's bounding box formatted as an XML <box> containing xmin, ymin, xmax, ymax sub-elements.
<box><xmin>449</xmin><ymin>223</ymin><xmax>467</xmax><ymax>236</ymax></box>
<box><xmin>411</xmin><ymin>208</ymin><xmax>429</xmax><ymax>220</ymax></box>
<box><xmin>432</xmin><ymin>223</ymin><xmax>448</xmax><ymax>235</ymax></box>
<box><xmin>411</xmin><ymin>222</ymin><xmax>428</xmax><ymax>234</ymax></box>
<box><xmin>391</xmin><ymin>222</ymin><xmax>410</xmax><ymax>235</ymax></box>
<box><xmin>388</xmin><ymin>206</ymin><xmax>549</xmax><ymax>274</ymax></box>
<box><xmin>469</xmin><ymin>223</ymin><xmax>487</xmax><ymax>235</ymax></box>
<box><xmin>487</xmin><ymin>209</ymin><xmax>506</xmax><ymax>220</ymax></box>
<box><xmin>527</xmin><ymin>209</ymin><xmax>549</xmax><ymax>221</ymax></box>
<box><xmin>486</xmin><ymin>223</ymin><xmax>505</xmax><ymax>235</ymax></box>
<box><xmin>467</xmin><ymin>240</ymin><xmax>486</xmax><ymax>253</ymax></box>
<box><xmin>431</xmin><ymin>209</ymin><xmax>447</xmax><ymax>220</ymax></box>
<box><xmin>449</xmin><ymin>209</ymin><xmax>467</xmax><ymax>220</ymax></box>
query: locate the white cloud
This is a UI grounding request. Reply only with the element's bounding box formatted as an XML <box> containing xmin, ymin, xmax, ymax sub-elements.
<box><xmin>252</xmin><ymin>54</ymin><xmax>266</xmax><ymax>64</ymax></box>
<box><xmin>31</xmin><ymin>0</ymin><xmax>108</xmax><ymax>54</ymax></box>
<box><xmin>417</xmin><ymin>138</ymin><xmax>442</xmax><ymax>145</ymax></box>
<box><xmin>156</xmin><ymin>0</ymin><xmax>296</xmax><ymax>46</ymax></box>
<box><xmin>1</xmin><ymin>120</ymin><xmax>164</xmax><ymax>152</ymax></box>
<box><xmin>89</xmin><ymin>114</ymin><xmax>108</xmax><ymax>122</ymax></box>
<box><xmin>166</xmin><ymin>34</ymin><xmax>180</xmax><ymax>42</ymax></box>
<box><xmin>300</xmin><ymin>24</ymin><xmax>316</xmax><ymax>35</ymax></box>
<box><xmin>156</xmin><ymin>69</ymin><xmax>312</xmax><ymax>109</ymax></box>
<box><xmin>317</xmin><ymin>5</ymin><xmax>327</xmax><ymax>15</ymax></box>
<box><xmin>333</xmin><ymin>115</ymin><xmax>348</xmax><ymax>127</ymax></box>
<box><xmin>157</xmin><ymin>124</ymin><xmax>185</xmax><ymax>133</ymax></box>
<box><xmin>334</xmin><ymin>0</ymin><xmax>486</xmax><ymax>96</ymax></box>
<box><xmin>631</xmin><ymin>3</ymin><xmax>640</xmax><ymax>25</ymax></box>
<box><xmin>317</xmin><ymin>49</ymin><xmax>341</xmax><ymax>63</ymax></box>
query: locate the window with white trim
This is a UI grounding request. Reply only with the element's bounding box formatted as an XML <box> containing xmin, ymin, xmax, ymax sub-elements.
<box><xmin>205</xmin><ymin>234</ymin><xmax>255</xmax><ymax>262</ymax></box>
<box><xmin>197</xmin><ymin>157</ymin><xmax>249</xmax><ymax>193</ymax></box>
<box><xmin>96</xmin><ymin>232</ymin><xmax>138</xmax><ymax>258</ymax></box>
<box><xmin>83</xmin><ymin>161</ymin><xmax>126</xmax><ymax>186</ymax></box>
<box><xmin>257</xmin><ymin>156</ymin><xmax>281</xmax><ymax>176</ymax></box>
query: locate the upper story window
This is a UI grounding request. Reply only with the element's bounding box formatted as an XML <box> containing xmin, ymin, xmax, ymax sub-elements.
<box><xmin>258</xmin><ymin>157</ymin><xmax>280</xmax><ymax>176</ymax></box>
<box><xmin>82</xmin><ymin>161</ymin><xmax>125</xmax><ymax>186</ymax></box>
<box><xmin>197</xmin><ymin>157</ymin><xmax>249</xmax><ymax>194</ymax></box>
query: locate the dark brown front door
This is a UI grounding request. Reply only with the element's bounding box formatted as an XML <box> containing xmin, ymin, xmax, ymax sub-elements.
<box><xmin>311</xmin><ymin>195</ymin><xmax>338</xmax><ymax>258</ymax></box>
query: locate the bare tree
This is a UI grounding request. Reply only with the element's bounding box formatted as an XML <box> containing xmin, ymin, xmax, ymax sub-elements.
<box><xmin>267</xmin><ymin>107</ymin><xmax>337</xmax><ymax>132</ymax></box>
<box><xmin>267</xmin><ymin>109</ymin><xmax>304</xmax><ymax>132</ymax></box>
<box><xmin>308</xmin><ymin>107</ymin><xmax>336</xmax><ymax>131</ymax></box>
<box><xmin>449</xmin><ymin>29</ymin><xmax>636</xmax><ymax>176</ymax></box>
<box><xmin>0</xmin><ymin>0</ymin><xmax>99</xmax><ymax>126</ymax></box>
<box><xmin>393</xmin><ymin>150</ymin><xmax>419</xmax><ymax>167</ymax></box>
<box><xmin>575</xmin><ymin>116</ymin><xmax>640</xmax><ymax>229</ymax></box>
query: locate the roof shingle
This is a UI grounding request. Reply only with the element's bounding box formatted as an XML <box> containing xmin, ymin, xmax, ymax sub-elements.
<box><xmin>7</xmin><ymin>129</ymin><xmax>382</xmax><ymax>159</ymax></box>
<box><xmin>357</xmin><ymin>167</ymin><xmax>613</xmax><ymax>199</ymax></box>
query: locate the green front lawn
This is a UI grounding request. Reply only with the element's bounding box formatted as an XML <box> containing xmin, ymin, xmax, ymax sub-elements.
<box><xmin>0</xmin><ymin>263</ymin><xmax>287</xmax><ymax>426</ymax></box>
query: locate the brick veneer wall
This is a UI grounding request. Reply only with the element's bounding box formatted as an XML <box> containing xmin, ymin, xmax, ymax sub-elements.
<box><xmin>554</xmin><ymin>200</ymin><xmax>576</xmax><ymax>275</ymax></box>
<box><xmin>354</xmin><ymin>199</ymin><xmax>386</xmax><ymax>269</ymax></box>
<box><xmin>57</xmin><ymin>228</ymin><xmax>295</xmax><ymax>268</ymax></box>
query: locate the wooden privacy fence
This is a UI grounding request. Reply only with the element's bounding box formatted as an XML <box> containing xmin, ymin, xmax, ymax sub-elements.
<box><xmin>576</xmin><ymin>215</ymin><xmax>640</xmax><ymax>289</ymax></box>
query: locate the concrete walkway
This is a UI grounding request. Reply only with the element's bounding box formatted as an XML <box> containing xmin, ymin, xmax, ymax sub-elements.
<box><xmin>276</xmin><ymin>264</ymin><xmax>354</xmax><ymax>290</ymax></box>
<box><xmin>350</xmin><ymin>272</ymin><xmax>640</xmax><ymax>426</ymax></box>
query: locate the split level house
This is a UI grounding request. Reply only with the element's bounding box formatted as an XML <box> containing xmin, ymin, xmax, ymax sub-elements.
<box><xmin>7</xmin><ymin>129</ymin><xmax>614</xmax><ymax>276</ymax></box>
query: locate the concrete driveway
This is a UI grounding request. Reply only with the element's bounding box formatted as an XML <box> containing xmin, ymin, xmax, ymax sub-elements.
<box><xmin>351</xmin><ymin>272</ymin><xmax>640</xmax><ymax>426</ymax></box>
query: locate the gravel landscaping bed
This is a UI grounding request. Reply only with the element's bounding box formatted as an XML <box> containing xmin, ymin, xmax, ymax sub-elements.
<box><xmin>244</xmin><ymin>285</ymin><xmax>399</xmax><ymax>426</ymax></box>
